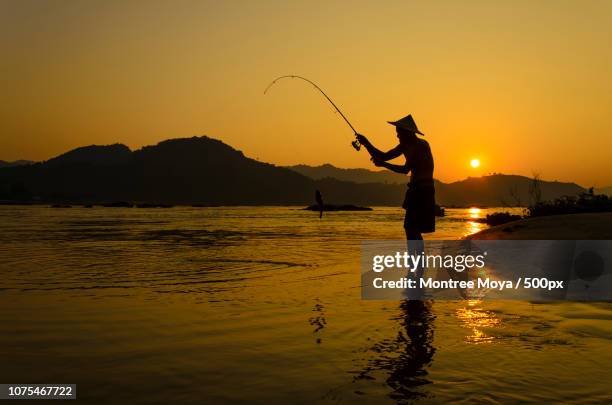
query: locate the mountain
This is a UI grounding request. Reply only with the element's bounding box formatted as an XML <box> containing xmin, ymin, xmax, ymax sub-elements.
<box><xmin>436</xmin><ymin>175</ymin><xmax>584</xmax><ymax>207</ymax></box>
<box><xmin>287</xmin><ymin>164</ymin><xmax>584</xmax><ymax>206</ymax></box>
<box><xmin>0</xmin><ymin>136</ymin><xmax>586</xmax><ymax>206</ymax></box>
<box><xmin>0</xmin><ymin>160</ymin><xmax>34</xmax><ymax>168</ymax></box>
<box><xmin>0</xmin><ymin>137</ymin><xmax>313</xmax><ymax>204</ymax></box>
<box><xmin>46</xmin><ymin>144</ymin><xmax>131</xmax><ymax>167</ymax></box>
<box><xmin>595</xmin><ymin>187</ymin><xmax>612</xmax><ymax>196</ymax></box>
<box><xmin>287</xmin><ymin>164</ymin><xmax>408</xmax><ymax>184</ymax></box>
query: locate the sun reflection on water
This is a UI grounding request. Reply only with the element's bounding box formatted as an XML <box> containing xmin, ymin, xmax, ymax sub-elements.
<box><xmin>455</xmin><ymin>299</ymin><xmax>501</xmax><ymax>344</ymax></box>
<box><xmin>465</xmin><ymin>220</ymin><xmax>485</xmax><ymax>236</ymax></box>
<box><xmin>463</xmin><ymin>207</ymin><xmax>485</xmax><ymax>236</ymax></box>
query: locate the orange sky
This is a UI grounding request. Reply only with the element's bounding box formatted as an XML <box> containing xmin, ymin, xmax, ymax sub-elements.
<box><xmin>1</xmin><ymin>0</ymin><xmax>611</xmax><ymax>186</ymax></box>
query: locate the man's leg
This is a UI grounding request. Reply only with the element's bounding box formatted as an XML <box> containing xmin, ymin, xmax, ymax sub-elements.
<box><xmin>404</xmin><ymin>214</ymin><xmax>424</xmax><ymax>256</ymax></box>
<box><xmin>406</xmin><ymin>227</ymin><xmax>424</xmax><ymax>277</ymax></box>
<box><xmin>405</xmin><ymin>227</ymin><xmax>423</xmax><ymax>241</ymax></box>
<box><xmin>404</xmin><ymin>216</ymin><xmax>425</xmax><ymax>299</ymax></box>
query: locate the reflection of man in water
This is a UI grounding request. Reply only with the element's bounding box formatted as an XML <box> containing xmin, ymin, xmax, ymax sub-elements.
<box><xmin>356</xmin><ymin>114</ymin><xmax>435</xmax><ymax>240</ymax></box>
<box><xmin>355</xmin><ymin>300</ymin><xmax>436</xmax><ymax>400</ymax></box>
<box><xmin>357</xmin><ymin>115</ymin><xmax>435</xmax><ymax>296</ymax></box>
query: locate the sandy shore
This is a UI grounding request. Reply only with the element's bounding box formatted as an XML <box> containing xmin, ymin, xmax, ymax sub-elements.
<box><xmin>468</xmin><ymin>212</ymin><xmax>612</xmax><ymax>240</ymax></box>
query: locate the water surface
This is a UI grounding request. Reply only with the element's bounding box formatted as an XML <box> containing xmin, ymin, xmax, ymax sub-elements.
<box><xmin>0</xmin><ymin>206</ymin><xmax>610</xmax><ymax>403</ymax></box>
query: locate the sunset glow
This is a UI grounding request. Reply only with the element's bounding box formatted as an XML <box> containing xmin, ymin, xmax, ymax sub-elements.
<box><xmin>2</xmin><ymin>2</ymin><xmax>612</xmax><ymax>404</ymax></box>
<box><xmin>469</xmin><ymin>207</ymin><xmax>481</xmax><ymax>219</ymax></box>
<box><xmin>1</xmin><ymin>1</ymin><xmax>612</xmax><ymax>186</ymax></box>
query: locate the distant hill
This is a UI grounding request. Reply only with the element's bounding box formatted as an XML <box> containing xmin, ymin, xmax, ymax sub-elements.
<box><xmin>595</xmin><ymin>186</ymin><xmax>612</xmax><ymax>196</ymax></box>
<box><xmin>287</xmin><ymin>164</ymin><xmax>408</xmax><ymax>184</ymax></box>
<box><xmin>436</xmin><ymin>175</ymin><xmax>584</xmax><ymax>207</ymax></box>
<box><xmin>0</xmin><ymin>160</ymin><xmax>33</xmax><ymax>168</ymax></box>
<box><xmin>0</xmin><ymin>137</ymin><xmax>313</xmax><ymax>204</ymax></box>
<box><xmin>0</xmin><ymin>136</ymin><xmax>586</xmax><ymax>206</ymax></box>
<box><xmin>288</xmin><ymin>164</ymin><xmax>585</xmax><ymax>207</ymax></box>
<box><xmin>46</xmin><ymin>144</ymin><xmax>131</xmax><ymax>167</ymax></box>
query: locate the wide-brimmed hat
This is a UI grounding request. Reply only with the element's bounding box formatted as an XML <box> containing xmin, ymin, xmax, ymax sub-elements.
<box><xmin>388</xmin><ymin>114</ymin><xmax>424</xmax><ymax>135</ymax></box>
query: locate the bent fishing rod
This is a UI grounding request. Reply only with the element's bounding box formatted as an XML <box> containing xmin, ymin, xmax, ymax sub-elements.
<box><xmin>264</xmin><ymin>75</ymin><xmax>362</xmax><ymax>151</ymax></box>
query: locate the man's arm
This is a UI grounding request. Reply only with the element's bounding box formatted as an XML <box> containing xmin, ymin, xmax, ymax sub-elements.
<box><xmin>356</xmin><ymin>134</ymin><xmax>402</xmax><ymax>161</ymax></box>
<box><xmin>374</xmin><ymin>159</ymin><xmax>410</xmax><ymax>174</ymax></box>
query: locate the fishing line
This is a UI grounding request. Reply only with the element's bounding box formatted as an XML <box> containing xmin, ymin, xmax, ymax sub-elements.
<box><xmin>264</xmin><ymin>75</ymin><xmax>361</xmax><ymax>151</ymax></box>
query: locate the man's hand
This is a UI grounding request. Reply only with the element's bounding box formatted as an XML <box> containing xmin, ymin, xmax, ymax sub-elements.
<box><xmin>355</xmin><ymin>133</ymin><xmax>369</xmax><ymax>146</ymax></box>
<box><xmin>372</xmin><ymin>157</ymin><xmax>385</xmax><ymax>167</ymax></box>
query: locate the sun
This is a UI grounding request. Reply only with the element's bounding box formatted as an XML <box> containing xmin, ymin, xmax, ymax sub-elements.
<box><xmin>470</xmin><ymin>158</ymin><xmax>480</xmax><ymax>168</ymax></box>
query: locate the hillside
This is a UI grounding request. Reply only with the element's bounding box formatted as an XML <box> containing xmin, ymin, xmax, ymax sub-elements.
<box><xmin>0</xmin><ymin>136</ymin><xmax>586</xmax><ymax>206</ymax></box>
<box><xmin>287</xmin><ymin>164</ymin><xmax>408</xmax><ymax>184</ymax></box>
<box><xmin>437</xmin><ymin>175</ymin><xmax>584</xmax><ymax>207</ymax></box>
<box><xmin>289</xmin><ymin>164</ymin><xmax>585</xmax><ymax>207</ymax></box>
<box><xmin>0</xmin><ymin>160</ymin><xmax>33</xmax><ymax>168</ymax></box>
<box><xmin>595</xmin><ymin>186</ymin><xmax>612</xmax><ymax>196</ymax></box>
<box><xmin>0</xmin><ymin>137</ymin><xmax>313</xmax><ymax>204</ymax></box>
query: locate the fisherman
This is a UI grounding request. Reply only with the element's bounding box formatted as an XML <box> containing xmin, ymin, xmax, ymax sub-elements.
<box><xmin>355</xmin><ymin>114</ymin><xmax>435</xmax><ymax>240</ymax></box>
<box><xmin>357</xmin><ymin>115</ymin><xmax>434</xmax><ymax>300</ymax></box>
<box><xmin>315</xmin><ymin>190</ymin><xmax>324</xmax><ymax>219</ymax></box>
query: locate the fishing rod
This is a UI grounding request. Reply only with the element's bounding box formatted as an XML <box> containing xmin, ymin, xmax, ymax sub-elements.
<box><xmin>264</xmin><ymin>75</ymin><xmax>361</xmax><ymax>151</ymax></box>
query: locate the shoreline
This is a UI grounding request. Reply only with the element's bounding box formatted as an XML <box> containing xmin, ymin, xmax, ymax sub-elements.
<box><xmin>467</xmin><ymin>212</ymin><xmax>612</xmax><ymax>240</ymax></box>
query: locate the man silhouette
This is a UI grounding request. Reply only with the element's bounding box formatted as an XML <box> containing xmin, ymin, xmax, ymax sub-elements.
<box><xmin>357</xmin><ymin>115</ymin><xmax>434</xmax><ymax>299</ymax></box>
<box><xmin>315</xmin><ymin>189</ymin><xmax>324</xmax><ymax>219</ymax></box>
<box><xmin>356</xmin><ymin>114</ymin><xmax>435</xmax><ymax>240</ymax></box>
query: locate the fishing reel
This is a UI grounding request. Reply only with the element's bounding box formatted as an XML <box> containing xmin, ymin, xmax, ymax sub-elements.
<box><xmin>351</xmin><ymin>140</ymin><xmax>361</xmax><ymax>151</ymax></box>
